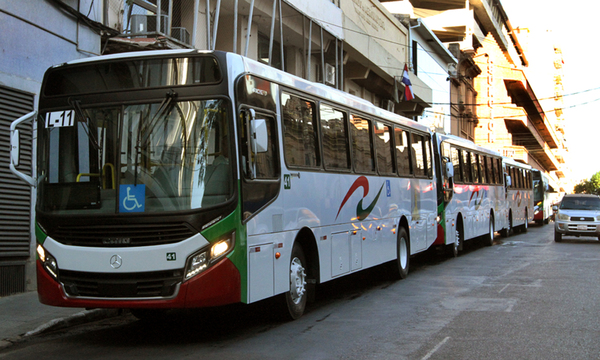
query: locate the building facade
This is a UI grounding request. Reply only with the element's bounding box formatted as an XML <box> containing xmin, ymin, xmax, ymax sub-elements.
<box><xmin>0</xmin><ymin>0</ymin><xmax>106</xmax><ymax>295</ymax></box>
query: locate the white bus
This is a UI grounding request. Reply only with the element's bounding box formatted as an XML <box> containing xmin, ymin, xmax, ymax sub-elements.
<box><xmin>11</xmin><ymin>50</ymin><xmax>439</xmax><ymax>320</ymax></box>
<box><xmin>434</xmin><ymin>134</ymin><xmax>507</xmax><ymax>256</ymax></box>
<box><xmin>502</xmin><ymin>157</ymin><xmax>534</xmax><ymax>235</ymax></box>
<box><xmin>532</xmin><ymin>169</ymin><xmax>558</xmax><ymax>225</ymax></box>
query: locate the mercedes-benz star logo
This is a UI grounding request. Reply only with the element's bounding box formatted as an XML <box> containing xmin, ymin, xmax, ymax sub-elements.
<box><xmin>110</xmin><ymin>255</ymin><xmax>122</xmax><ymax>269</ymax></box>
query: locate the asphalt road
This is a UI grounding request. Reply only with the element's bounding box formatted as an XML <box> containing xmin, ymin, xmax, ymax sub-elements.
<box><xmin>2</xmin><ymin>222</ymin><xmax>599</xmax><ymax>360</ymax></box>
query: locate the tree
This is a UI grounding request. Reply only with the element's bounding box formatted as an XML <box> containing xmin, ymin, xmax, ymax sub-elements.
<box><xmin>573</xmin><ymin>171</ymin><xmax>600</xmax><ymax>195</ymax></box>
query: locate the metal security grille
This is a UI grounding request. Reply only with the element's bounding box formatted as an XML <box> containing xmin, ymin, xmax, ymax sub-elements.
<box><xmin>0</xmin><ymin>85</ymin><xmax>34</xmax><ymax>262</ymax></box>
<box><xmin>0</xmin><ymin>262</ymin><xmax>25</xmax><ymax>296</ymax></box>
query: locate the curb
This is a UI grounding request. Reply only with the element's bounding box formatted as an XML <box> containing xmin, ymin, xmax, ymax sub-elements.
<box><xmin>0</xmin><ymin>309</ymin><xmax>122</xmax><ymax>350</ymax></box>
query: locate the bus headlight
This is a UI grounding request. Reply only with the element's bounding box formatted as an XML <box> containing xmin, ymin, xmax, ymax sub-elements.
<box><xmin>184</xmin><ymin>232</ymin><xmax>235</xmax><ymax>281</ymax></box>
<box><xmin>37</xmin><ymin>244</ymin><xmax>59</xmax><ymax>280</ymax></box>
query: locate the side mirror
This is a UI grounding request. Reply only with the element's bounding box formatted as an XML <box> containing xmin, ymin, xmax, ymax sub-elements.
<box><xmin>552</xmin><ymin>205</ymin><xmax>558</xmax><ymax>212</ymax></box>
<box><xmin>444</xmin><ymin>161</ymin><xmax>454</xmax><ymax>179</ymax></box>
<box><xmin>250</xmin><ymin>119</ymin><xmax>268</xmax><ymax>153</ymax></box>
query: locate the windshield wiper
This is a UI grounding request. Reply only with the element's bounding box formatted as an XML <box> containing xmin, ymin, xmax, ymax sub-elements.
<box><xmin>69</xmin><ymin>98</ymin><xmax>100</xmax><ymax>152</ymax></box>
<box><xmin>134</xmin><ymin>90</ymin><xmax>178</xmax><ymax>185</ymax></box>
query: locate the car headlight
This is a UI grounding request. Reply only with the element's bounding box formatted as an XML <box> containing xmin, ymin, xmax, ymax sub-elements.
<box><xmin>37</xmin><ymin>244</ymin><xmax>59</xmax><ymax>280</ymax></box>
<box><xmin>557</xmin><ymin>213</ymin><xmax>570</xmax><ymax>221</ymax></box>
<box><xmin>596</xmin><ymin>215</ymin><xmax>600</xmax><ymax>221</ymax></box>
<box><xmin>184</xmin><ymin>231</ymin><xmax>235</xmax><ymax>281</ymax></box>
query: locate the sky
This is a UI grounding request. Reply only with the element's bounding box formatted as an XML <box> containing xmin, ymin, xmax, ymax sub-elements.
<box><xmin>500</xmin><ymin>0</ymin><xmax>600</xmax><ymax>183</ymax></box>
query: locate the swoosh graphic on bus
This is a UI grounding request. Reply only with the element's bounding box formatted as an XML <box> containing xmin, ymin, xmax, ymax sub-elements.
<box><xmin>336</xmin><ymin>176</ymin><xmax>385</xmax><ymax>221</ymax></box>
<box><xmin>517</xmin><ymin>191</ymin><xmax>521</xmax><ymax>207</ymax></box>
<box><xmin>468</xmin><ymin>187</ymin><xmax>486</xmax><ymax>210</ymax></box>
<box><xmin>469</xmin><ymin>189</ymin><xmax>480</xmax><ymax>208</ymax></box>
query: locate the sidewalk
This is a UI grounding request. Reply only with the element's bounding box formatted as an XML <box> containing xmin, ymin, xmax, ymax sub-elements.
<box><xmin>0</xmin><ymin>291</ymin><xmax>119</xmax><ymax>349</ymax></box>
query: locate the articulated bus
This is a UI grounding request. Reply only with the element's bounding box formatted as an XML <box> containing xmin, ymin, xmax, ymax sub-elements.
<box><xmin>502</xmin><ymin>157</ymin><xmax>534</xmax><ymax>235</ymax></box>
<box><xmin>10</xmin><ymin>50</ymin><xmax>440</xmax><ymax>319</ymax></box>
<box><xmin>532</xmin><ymin>169</ymin><xmax>557</xmax><ymax>225</ymax></box>
<box><xmin>433</xmin><ymin>134</ymin><xmax>508</xmax><ymax>256</ymax></box>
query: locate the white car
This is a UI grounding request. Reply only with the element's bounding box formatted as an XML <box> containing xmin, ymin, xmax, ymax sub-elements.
<box><xmin>554</xmin><ymin>194</ymin><xmax>600</xmax><ymax>242</ymax></box>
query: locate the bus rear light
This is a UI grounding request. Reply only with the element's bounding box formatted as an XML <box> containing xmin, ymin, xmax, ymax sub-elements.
<box><xmin>37</xmin><ymin>244</ymin><xmax>59</xmax><ymax>280</ymax></box>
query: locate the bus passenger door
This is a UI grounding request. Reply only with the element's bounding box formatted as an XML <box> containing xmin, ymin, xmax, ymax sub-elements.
<box><xmin>410</xmin><ymin>179</ymin><xmax>427</xmax><ymax>252</ymax></box>
<box><xmin>425</xmin><ymin>178</ymin><xmax>438</xmax><ymax>247</ymax></box>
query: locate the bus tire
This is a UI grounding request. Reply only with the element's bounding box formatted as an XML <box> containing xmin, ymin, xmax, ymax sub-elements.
<box><xmin>446</xmin><ymin>228</ymin><xmax>459</xmax><ymax>258</ymax></box>
<box><xmin>522</xmin><ymin>211</ymin><xmax>528</xmax><ymax>233</ymax></box>
<box><xmin>485</xmin><ymin>215</ymin><xmax>494</xmax><ymax>246</ymax></box>
<box><xmin>282</xmin><ymin>243</ymin><xmax>308</xmax><ymax>320</ymax></box>
<box><xmin>392</xmin><ymin>227</ymin><xmax>410</xmax><ymax>279</ymax></box>
<box><xmin>501</xmin><ymin>213</ymin><xmax>512</xmax><ymax>238</ymax></box>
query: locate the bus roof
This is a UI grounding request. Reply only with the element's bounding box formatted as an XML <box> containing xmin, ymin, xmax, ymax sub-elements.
<box><xmin>47</xmin><ymin>49</ymin><xmax>431</xmax><ymax>135</ymax></box>
<box><xmin>502</xmin><ymin>156</ymin><xmax>532</xmax><ymax>169</ymax></box>
<box><xmin>436</xmin><ymin>133</ymin><xmax>503</xmax><ymax>157</ymax></box>
<box><xmin>53</xmin><ymin>49</ymin><xmax>208</xmax><ymax>68</ymax></box>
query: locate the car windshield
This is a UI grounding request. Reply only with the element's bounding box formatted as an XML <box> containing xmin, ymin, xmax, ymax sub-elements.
<box><xmin>38</xmin><ymin>99</ymin><xmax>233</xmax><ymax>215</ymax></box>
<box><xmin>560</xmin><ymin>197</ymin><xmax>600</xmax><ymax>210</ymax></box>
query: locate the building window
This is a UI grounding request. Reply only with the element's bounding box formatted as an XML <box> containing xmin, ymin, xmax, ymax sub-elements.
<box><xmin>258</xmin><ymin>33</ymin><xmax>283</xmax><ymax>70</ymax></box>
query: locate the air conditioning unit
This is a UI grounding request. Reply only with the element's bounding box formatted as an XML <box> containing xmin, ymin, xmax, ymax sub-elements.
<box><xmin>130</xmin><ymin>14</ymin><xmax>168</xmax><ymax>35</ymax></box>
<box><xmin>171</xmin><ymin>27</ymin><xmax>190</xmax><ymax>45</ymax></box>
<box><xmin>383</xmin><ymin>99</ymin><xmax>395</xmax><ymax>113</ymax></box>
<box><xmin>325</xmin><ymin>63</ymin><xmax>336</xmax><ymax>86</ymax></box>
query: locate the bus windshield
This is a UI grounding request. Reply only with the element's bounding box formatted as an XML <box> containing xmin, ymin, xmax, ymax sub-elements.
<box><xmin>38</xmin><ymin>99</ymin><xmax>233</xmax><ymax>215</ymax></box>
<box><xmin>533</xmin><ymin>179</ymin><xmax>543</xmax><ymax>203</ymax></box>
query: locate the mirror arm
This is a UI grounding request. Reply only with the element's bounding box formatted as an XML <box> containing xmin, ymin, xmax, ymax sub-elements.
<box><xmin>10</xmin><ymin>111</ymin><xmax>37</xmax><ymax>187</ymax></box>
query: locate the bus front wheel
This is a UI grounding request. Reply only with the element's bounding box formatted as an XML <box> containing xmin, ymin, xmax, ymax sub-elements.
<box><xmin>282</xmin><ymin>243</ymin><xmax>308</xmax><ymax>320</ymax></box>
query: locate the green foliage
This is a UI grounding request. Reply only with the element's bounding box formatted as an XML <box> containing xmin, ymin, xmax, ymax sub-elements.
<box><xmin>574</xmin><ymin>171</ymin><xmax>600</xmax><ymax>195</ymax></box>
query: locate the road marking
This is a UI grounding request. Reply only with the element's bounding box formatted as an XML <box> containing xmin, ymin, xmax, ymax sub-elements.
<box><xmin>499</xmin><ymin>283</ymin><xmax>510</xmax><ymax>293</ymax></box>
<box><xmin>421</xmin><ymin>336</ymin><xmax>450</xmax><ymax>360</ymax></box>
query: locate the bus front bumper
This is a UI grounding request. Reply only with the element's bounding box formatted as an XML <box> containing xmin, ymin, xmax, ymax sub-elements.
<box><xmin>37</xmin><ymin>257</ymin><xmax>241</xmax><ymax>309</ymax></box>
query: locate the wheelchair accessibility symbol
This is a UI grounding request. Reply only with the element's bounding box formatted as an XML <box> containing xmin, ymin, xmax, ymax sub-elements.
<box><xmin>119</xmin><ymin>184</ymin><xmax>145</xmax><ymax>213</ymax></box>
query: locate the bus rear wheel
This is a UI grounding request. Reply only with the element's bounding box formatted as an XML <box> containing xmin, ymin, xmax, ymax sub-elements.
<box><xmin>282</xmin><ymin>243</ymin><xmax>308</xmax><ymax>320</ymax></box>
<box><xmin>484</xmin><ymin>216</ymin><xmax>494</xmax><ymax>246</ymax></box>
<box><xmin>521</xmin><ymin>211</ymin><xmax>528</xmax><ymax>233</ymax></box>
<box><xmin>501</xmin><ymin>214</ymin><xmax>512</xmax><ymax>238</ymax></box>
<box><xmin>391</xmin><ymin>227</ymin><xmax>409</xmax><ymax>279</ymax></box>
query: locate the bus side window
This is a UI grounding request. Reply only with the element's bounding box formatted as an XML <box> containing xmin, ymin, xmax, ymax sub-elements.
<box><xmin>350</xmin><ymin>115</ymin><xmax>375</xmax><ymax>173</ymax></box>
<box><xmin>410</xmin><ymin>133</ymin><xmax>426</xmax><ymax>177</ymax></box>
<box><xmin>480</xmin><ymin>155</ymin><xmax>487</xmax><ymax>184</ymax></box>
<box><xmin>425</xmin><ymin>136</ymin><xmax>432</xmax><ymax>179</ymax></box>
<box><xmin>496</xmin><ymin>158</ymin><xmax>503</xmax><ymax>184</ymax></box>
<box><xmin>282</xmin><ymin>92</ymin><xmax>320</xmax><ymax>168</ymax></box>
<box><xmin>511</xmin><ymin>167</ymin><xmax>516</xmax><ymax>189</ymax></box>
<box><xmin>462</xmin><ymin>150</ymin><xmax>471</xmax><ymax>183</ymax></box>
<box><xmin>320</xmin><ymin>104</ymin><xmax>350</xmax><ymax>170</ymax></box>
<box><xmin>471</xmin><ymin>153</ymin><xmax>480</xmax><ymax>183</ymax></box>
<box><xmin>394</xmin><ymin>127</ymin><xmax>412</xmax><ymax>176</ymax></box>
<box><xmin>374</xmin><ymin>121</ymin><xmax>395</xmax><ymax>175</ymax></box>
<box><xmin>489</xmin><ymin>157</ymin><xmax>496</xmax><ymax>184</ymax></box>
<box><xmin>451</xmin><ymin>147</ymin><xmax>462</xmax><ymax>183</ymax></box>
